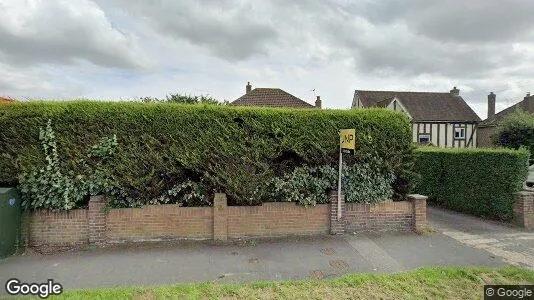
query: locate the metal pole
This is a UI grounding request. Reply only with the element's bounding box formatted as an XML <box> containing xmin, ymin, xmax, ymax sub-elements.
<box><xmin>337</xmin><ymin>145</ymin><xmax>342</xmax><ymax>220</ymax></box>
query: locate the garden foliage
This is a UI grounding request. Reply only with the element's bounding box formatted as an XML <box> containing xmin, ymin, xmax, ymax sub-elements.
<box><xmin>413</xmin><ymin>147</ymin><xmax>529</xmax><ymax>220</ymax></box>
<box><xmin>18</xmin><ymin>120</ymin><xmax>117</xmax><ymax>211</ymax></box>
<box><xmin>256</xmin><ymin>163</ymin><xmax>395</xmax><ymax>206</ymax></box>
<box><xmin>0</xmin><ymin>101</ymin><xmax>412</xmax><ymax>208</ymax></box>
<box><xmin>493</xmin><ymin>109</ymin><xmax>534</xmax><ymax>158</ymax></box>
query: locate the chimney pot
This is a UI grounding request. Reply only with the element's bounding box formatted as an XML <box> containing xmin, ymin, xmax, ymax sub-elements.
<box><xmin>450</xmin><ymin>86</ymin><xmax>460</xmax><ymax>97</ymax></box>
<box><xmin>487</xmin><ymin>92</ymin><xmax>496</xmax><ymax>120</ymax></box>
<box><xmin>527</xmin><ymin>92</ymin><xmax>531</xmax><ymax>97</ymax></box>
<box><xmin>246</xmin><ymin>82</ymin><xmax>252</xmax><ymax>94</ymax></box>
<box><xmin>315</xmin><ymin>95</ymin><xmax>322</xmax><ymax>109</ymax></box>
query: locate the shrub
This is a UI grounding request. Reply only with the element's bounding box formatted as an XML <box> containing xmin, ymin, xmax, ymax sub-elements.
<box><xmin>343</xmin><ymin>163</ymin><xmax>395</xmax><ymax>204</ymax></box>
<box><xmin>140</xmin><ymin>93</ymin><xmax>228</xmax><ymax>105</ymax></box>
<box><xmin>18</xmin><ymin>120</ymin><xmax>117</xmax><ymax>211</ymax></box>
<box><xmin>264</xmin><ymin>165</ymin><xmax>337</xmax><ymax>206</ymax></box>
<box><xmin>413</xmin><ymin>147</ymin><xmax>529</xmax><ymax>220</ymax></box>
<box><xmin>494</xmin><ymin>109</ymin><xmax>534</xmax><ymax>158</ymax></box>
<box><xmin>0</xmin><ymin>101</ymin><xmax>412</xmax><ymax>207</ymax></box>
<box><xmin>256</xmin><ymin>162</ymin><xmax>395</xmax><ymax>206</ymax></box>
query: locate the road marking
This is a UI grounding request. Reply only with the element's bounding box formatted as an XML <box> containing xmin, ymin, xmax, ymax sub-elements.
<box><xmin>344</xmin><ymin>236</ymin><xmax>403</xmax><ymax>272</ymax></box>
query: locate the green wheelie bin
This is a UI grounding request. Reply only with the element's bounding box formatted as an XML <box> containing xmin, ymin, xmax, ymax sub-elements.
<box><xmin>0</xmin><ymin>187</ymin><xmax>21</xmax><ymax>258</ymax></box>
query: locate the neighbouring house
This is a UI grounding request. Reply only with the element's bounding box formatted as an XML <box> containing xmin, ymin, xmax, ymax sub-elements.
<box><xmin>230</xmin><ymin>82</ymin><xmax>321</xmax><ymax>108</ymax></box>
<box><xmin>352</xmin><ymin>87</ymin><xmax>481</xmax><ymax>148</ymax></box>
<box><xmin>0</xmin><ymin>97</ymin><xmax>15</xmax><ymax>104</ymax></box>
<box><xmin>478</xmin><ymin>92</ymin><xmax>534</xmax><ymax>147</ymax></box>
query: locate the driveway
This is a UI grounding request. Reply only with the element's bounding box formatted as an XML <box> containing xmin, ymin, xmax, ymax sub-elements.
<box><xmin>428</xmin><ymin>206</ymin><xmax>534</xmax><ymax>269</ymax></box>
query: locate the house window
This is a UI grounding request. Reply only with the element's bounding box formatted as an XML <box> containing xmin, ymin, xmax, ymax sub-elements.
<box><xmin>454</xmin><ymin>128</ymin><xmax>465</xmax><ymax>139</ymax></box>
<box><xmin>418</xmin><ymin>134</ymin><xmax>431</xmax><ymax>144</ymax></box>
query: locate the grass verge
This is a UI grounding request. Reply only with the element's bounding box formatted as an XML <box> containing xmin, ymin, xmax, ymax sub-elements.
<box><xmin>29</xmin><ymin>266</ymin><xmax>534</xmax><ymax>299</ymax></box>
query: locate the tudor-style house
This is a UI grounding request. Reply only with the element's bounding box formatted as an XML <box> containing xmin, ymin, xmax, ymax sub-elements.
<box><xmin>352</xmin><ymin>87</ymin><xmax>481</xmax><ymax>148</ymax></box>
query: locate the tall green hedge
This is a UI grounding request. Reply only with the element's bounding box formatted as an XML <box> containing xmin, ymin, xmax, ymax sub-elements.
<box><xmin>0</xmin><ymin>101</ymin><xmax>412</xmax><ymax>206</ymax></box>
<box><xmin>413</xmin><ymin>147</ymin><xmax>529</xmax><ymax>220</ymax></box>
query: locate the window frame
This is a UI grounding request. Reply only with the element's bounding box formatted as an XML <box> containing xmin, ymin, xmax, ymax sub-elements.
<box><xmin>454</xmin><ymin>127</ymin><xmax>466</xmax><ymax>140</ymax></box>
<box><xmin>418</xmin><ymin>133</ymin><xmax>431</xmax><ymax>144</ymax></box>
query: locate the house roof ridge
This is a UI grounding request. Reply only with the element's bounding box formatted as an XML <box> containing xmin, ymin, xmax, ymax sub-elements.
<box><xmin>230</xmin><ymin>86</ymin><xmax>314</xmax><ymax>108</ymax></box>
<box><xmin>481</xmin><ymin>95</ymin><xmax>534</xmax><ymax>123</ymax></box>
<box><xmin>356</xmin><ymin>89</ymin><xmax>450</xmax><ymax>95</ymax></box>
<box><xmin>355</xmin><ymin>88</ymin><xmax>480</xmax><ymax>122</ymax></box>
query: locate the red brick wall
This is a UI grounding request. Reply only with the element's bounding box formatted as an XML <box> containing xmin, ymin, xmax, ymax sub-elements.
<box><xmin>106</xmin><ymin>205</ymin><xmax>213</xmax><ymax>241</ymax></box>
<box><xmin>330</xmin><ymin>193</ymin><xmax>427</xmax><ymax>234</ymax></box>
<box><xmin>27</xmin><ymin>209</ymin><xmax>88</xmax><ymax>246</ymax></box>
<box><xmin>514</xmin><ymin>191</ymin><xmax>534</xmax><ymax>229</ymax></box>
<box><xmin>24</xmin><ymin>193</ymin><xmax>427</xmax><ymax>246</ymax></box>
<box><xmin>344</xmin><ymin>201</ymin><xmax>413</xmax><ymax>232</ymax></box>
<box><xmin>227</xmin><ymin>202</ymin><xmax>329</xmax><ymax>238</ymax></box>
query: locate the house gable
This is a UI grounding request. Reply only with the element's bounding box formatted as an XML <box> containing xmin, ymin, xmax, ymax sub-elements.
<box><xmin>352</xmin><ymin>89</ymin><xmax>480</xmax><ymax>122</ymax></box>
<box><xmin>386</xmin><ymin>97</ymin><xmax>413</xmax><ymax>120</ymax></box>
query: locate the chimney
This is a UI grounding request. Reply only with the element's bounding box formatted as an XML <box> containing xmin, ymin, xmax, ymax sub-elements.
<box><xmin>315</xmin><ymin>95</ymin><xmax>322</xmax><ymax>109</ymax></box>
<box><xmin>487</xmin><ymin>92</ymin><xmax>496</xmax><ymax>120</ymax></box>
<box><xmin>526</xmin><ymin>92</ymin><xmax>531</xmax><ymax>99</ymax></box>
<box><xmin>450</xmin><ymin>86</ymin><xmax>460</xmax><ymax>97</ymax></box>
<box><xmin>246</xmin><ymin>82</ymin><xmax>252</xmax><ymax>94</ymax></box>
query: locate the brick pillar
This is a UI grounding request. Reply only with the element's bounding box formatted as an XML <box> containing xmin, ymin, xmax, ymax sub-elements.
<box><xmin>408</xmin><ymin>194</ymin><xmax>427</xmax><ymax>232</ymax></box>
<box><xmin>514</xmin><ymin>191</ymin><xmax>534</xmax><ymax>229</ymax></box>
<box><xmin>213</xmin><ymin>193</ymin><xmax>228</xmax><ymax>241</ymax></box>
<box><xmin>329</xmin><ymin>191</ymin><xmax>345</xmax><ymax>235</ymax></box>
<box><xmin>88</xmin><ymin>195</ymin><xmax>107</xmax><ymax>244</ymax></box>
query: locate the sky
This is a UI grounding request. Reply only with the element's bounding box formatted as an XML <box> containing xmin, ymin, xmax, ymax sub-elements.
<box><xmin>1</xmin><ymin>0</ymin><xmax>533</xmax><ymax>119</ymax></box>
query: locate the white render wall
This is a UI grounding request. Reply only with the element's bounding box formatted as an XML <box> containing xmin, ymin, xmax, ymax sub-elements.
<box><xmin>413</xmin><ymin>122</ymin><xmax>477</xmax><ymax>148</ymax></box>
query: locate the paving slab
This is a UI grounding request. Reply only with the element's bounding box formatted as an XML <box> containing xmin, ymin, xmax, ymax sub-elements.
<box><xmin>428</xmin><ymin>206</ymin><xmax>534</xmax><ymax>269</ymax></box>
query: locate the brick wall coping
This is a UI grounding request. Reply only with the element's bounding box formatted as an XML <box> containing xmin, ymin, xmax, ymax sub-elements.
<box><xmin>516</xmin><ymin>191</ymin><xmax>534</xmax><ymax>196</ymax></box>
<box><xmin>408</xmin><ymin>194</ymin><xmax>428</xmax><ymax>201</ymax></box>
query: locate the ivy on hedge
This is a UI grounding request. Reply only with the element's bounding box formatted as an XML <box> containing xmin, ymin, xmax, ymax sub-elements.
<box><xmin>413</xmin><ymin>147</ymin><xmax>529</xmax><ymax>220</ymax></box>
<box><xmin>18</xmin><ymin>120</ymin><xmax>117</xmax><ymax>211</ymax></box>
<box><xmin>0</xmin><ymin>101</ymin><xmax>412</xmax><ymax>207</ymax></box>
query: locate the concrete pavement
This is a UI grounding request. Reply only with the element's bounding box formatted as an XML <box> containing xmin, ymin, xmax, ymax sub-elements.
<box><xmin>0</xmin><ymin>229</ymin><xmax>504</xmax><ymax>293</ymax></box>
<box><xmin>428</xmin><ymin>206</ymin><xmax>534</xmax><ymax>269</ymax></box>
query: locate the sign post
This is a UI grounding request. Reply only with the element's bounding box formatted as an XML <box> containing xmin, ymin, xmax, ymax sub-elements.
<box><xmin>338</xmin><ymin>129</ymin><xmax>355</xmax><ymax>220</ymax></box>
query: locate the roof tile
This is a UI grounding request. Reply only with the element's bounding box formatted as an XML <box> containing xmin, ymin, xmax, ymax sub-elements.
<box><xmin>355</xmin><ymin>90</ymin><xmax>480</xmax><ymax>122</ymax></box>
<box><xmin>230</xmin><ymin>88</ymin><xmax>315</xmax><ymax>108</ymax></box>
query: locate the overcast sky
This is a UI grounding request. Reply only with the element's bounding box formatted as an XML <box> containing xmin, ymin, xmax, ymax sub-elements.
<box><xmin>1</xmin><ymin>0</ymin><xmax>533</xmax><ymax>118</ymax></box>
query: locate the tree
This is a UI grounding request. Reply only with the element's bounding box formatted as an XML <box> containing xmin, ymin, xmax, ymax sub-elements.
<box><xmin>494</xmin><ymin>109</ymin><xmax>534</xmax><ymax>158</ymax></box>
<box><xmin>140</xmin><ymin>93</ymin><xmax>228</xmax><ymax>105</ymax></box>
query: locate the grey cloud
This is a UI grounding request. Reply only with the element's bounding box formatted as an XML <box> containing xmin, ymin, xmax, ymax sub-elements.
<box><xmin>1</xmin><ymin>0</ymin><xmax>534</xmax><ymax>109</ymax></box>
<box><xmin>0</xmin><ymin>79</ymin><xmax>16</xmax><ymax>92</ymax></box>
<box><xmin>272</xmin><ymin>0</ymin><xmax>531</xmax><ymax>78</ymax></box>
<box><xmin>0</xmin><ymin>0</ymin><xmax>146</xmax><ymax>69</ymax></box>
<box><xmin>361</xmin><ymin>0</ymin><xmax>534</xmax><ymax>43</ymax></box>
<box><xmin>104</xmin><ymin>0</ymin><xmax>277</xmax><ymax>61</ymax></box>
<box><xmin>347</xmin><ymin>33</ymin><xmax>522</xmax><ymax>78</ymax></box>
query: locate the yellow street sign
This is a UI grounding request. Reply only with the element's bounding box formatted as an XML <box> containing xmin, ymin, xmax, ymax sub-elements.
<box><xmin>340</xmin><ymin>129</ymin><xmax>355</xmax><ymax>150</ymax></box>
